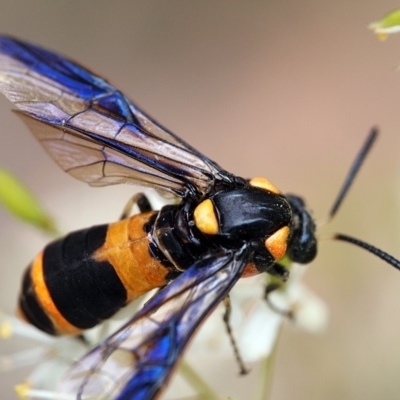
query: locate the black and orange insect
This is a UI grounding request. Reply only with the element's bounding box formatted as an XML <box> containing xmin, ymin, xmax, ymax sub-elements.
<box><xmin>0</xmin><ymin>36</ymin><xmax>399</xmax><ymax>400</ymax></box>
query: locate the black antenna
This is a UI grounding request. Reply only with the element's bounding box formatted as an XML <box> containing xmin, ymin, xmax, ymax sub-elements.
<box><xmin>334</xmin><ymin>234</ymin><xmax>400</xmax><ymax>271</ymax></box>
<box><xmin>328</xmin><ymin>127</ymin><xmax>378</xmax><ymax>219</ymax></box>
<box><xmin>327</xmin><ymin>127</ymin><xmax>400</xmax><ymax>272</ymax></box>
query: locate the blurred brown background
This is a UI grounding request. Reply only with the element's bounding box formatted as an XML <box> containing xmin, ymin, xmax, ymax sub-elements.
<box><xmin>1</xmin><ymin>1</ymin><xmax>400</xmax><ymax>399</ymax></box>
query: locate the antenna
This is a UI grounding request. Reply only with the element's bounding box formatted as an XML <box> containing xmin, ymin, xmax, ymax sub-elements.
<box><xmin>328</xmin><ymin>127</ymin><xmax>400</xmax><ymax>272</ymax></box>
<box><xmin>334</xmin><ymin>234</ymin><xmax>400</xmax><ymax>271</ymax></box>
<box><xmin>328</xmin><ymin>127</ymin><xmax>378</xmax><ymax>219</ymax></box>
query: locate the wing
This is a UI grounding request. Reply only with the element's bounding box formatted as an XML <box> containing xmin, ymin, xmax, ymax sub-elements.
<box><xmin>57</xmin><ymin>248</ymin><xmax>248</xmax><ymax>400</ymax></box>
<box><xmin>0</xmin><ymin>36</ymin><xmax>232</xmax><ymax>198</ymax></box>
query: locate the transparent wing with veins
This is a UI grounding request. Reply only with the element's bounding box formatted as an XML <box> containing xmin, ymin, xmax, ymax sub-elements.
<box><xmin>0</xmin><ymin>35</ymin><xmax>229</xmax><ymax>198</ymax></box>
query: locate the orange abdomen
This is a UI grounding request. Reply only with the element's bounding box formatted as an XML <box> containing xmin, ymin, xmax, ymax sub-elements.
<box><xmin>18</xmin><ymin>212</ymin><xmax>171</xmax><ymax>335</ymax></box>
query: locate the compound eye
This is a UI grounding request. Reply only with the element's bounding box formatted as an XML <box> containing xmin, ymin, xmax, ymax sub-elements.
<box><xmin>249</xmin><ymin>177</ymin><xmax>281</xmax><ymax>194</ymax></box>
<box><xmin>193</xmin><ymin>199</ymin><xmax>219</xmax><ymax>235</ymax></box>
<box><xmin>265</xmin><ymin>226</ymin><xmax>290</xmax><ymax>260</ymax></box>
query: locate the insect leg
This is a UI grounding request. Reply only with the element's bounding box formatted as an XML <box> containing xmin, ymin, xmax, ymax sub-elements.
<box><xmin>119</xmin><ymin>193</ymin><xmax>153</xmax><ymax>220</ymax></box>
<box><xmin>264</xmin><ymin>265</ymin><xmax>294</xmax><ymax>319</ymax></box>
<box><xmin>268</xmin><ymin>263</ymin><xmax>290</xmax><ymax>281</ymax></box>
<box><xmin>222</xmin><ymin>296</ymin><xmax>249</xmax><ymax>375</ymax></box>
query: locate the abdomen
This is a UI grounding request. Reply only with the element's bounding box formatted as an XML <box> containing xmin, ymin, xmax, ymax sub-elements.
<box><xmin>18</xmin><ymin>211</ymin><xmax>172</xmax><ymax>335</ymax></box>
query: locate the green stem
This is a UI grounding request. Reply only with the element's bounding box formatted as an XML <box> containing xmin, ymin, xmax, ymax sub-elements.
<box><xmin>255</xmin><ymin>327</ymin><xmax>282</xmax><ymax>400</ymax></box>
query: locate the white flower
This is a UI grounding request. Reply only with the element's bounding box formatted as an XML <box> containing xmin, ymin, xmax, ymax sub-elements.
<box><xmin>188</xmin><ymin>263</ymin><xmax>328</xmax><ymax>367</ymax></box>
<box><xmin>0</xmin><ymin>302</ymin><xmax>142</xmax><ymax>400</ymax></box>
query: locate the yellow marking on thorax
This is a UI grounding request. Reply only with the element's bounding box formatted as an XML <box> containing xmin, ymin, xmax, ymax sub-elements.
<box><xmin>249</xmin><ymin>177</ymin><xmax>281</xmax><ymax>194</ymax></box>
<box><xmin>193</xmin><ymin>199</ymin><xmax>219</xmax><ymax>235</ymax></box>
<box><xmin>265</xmin><ymin>226</ymin><xmax>290</xmax><ymax>260</ymax></box>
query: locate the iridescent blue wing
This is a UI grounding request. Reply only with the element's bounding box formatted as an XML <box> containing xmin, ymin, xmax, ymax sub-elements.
<box><xmin>57</xmin><ymin>249</ymin><xmax>248</xmax><ymax>400</ymax></box>
<box><xmin>0</xmin><ymin>36</ymin><xmax>231</xmax><ymax>197</ymax></box>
